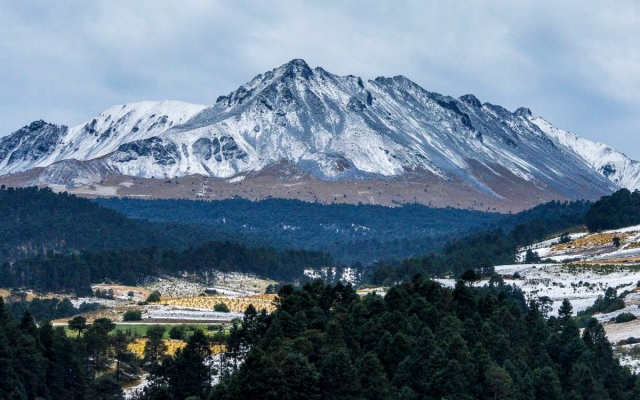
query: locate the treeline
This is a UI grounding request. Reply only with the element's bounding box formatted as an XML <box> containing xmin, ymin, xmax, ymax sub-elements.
<box><xmin>169</xmin><ymin>278</ymin><xmax>640</xmax><ymax>400</ymax></box>
<box><xmin>0</xmin><ymin>186</ymin><xmax>209</xmax><ymax>262</ymax></box>
<box><xmin>586</xmin><ymin>188</ymin><xmax>640</xmax><ymax>232</ymax></box>
<box><xmin>369</xmin><ymin>200</ymin><xmax>590</xmax><ymax>284</ymax></box>
<box><xmin>95</xmin><ymin>197</ymin><xmax>505</xmax><ymax>265</ymax></box>
<box><xmin>0</xmin><ymin>242</ymin><xmax>334</xmax><ymax>295</ymax></box>
<box><xmin>5</xmin><ymin>292</ymin><xmax>100</xmax><ymax>322</ymax></box>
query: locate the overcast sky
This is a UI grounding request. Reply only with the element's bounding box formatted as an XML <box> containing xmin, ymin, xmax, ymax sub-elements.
<box><xmin>1</xmin><ymin>1</ymin><xmax>639</xmax><ymax>158</ymax></box>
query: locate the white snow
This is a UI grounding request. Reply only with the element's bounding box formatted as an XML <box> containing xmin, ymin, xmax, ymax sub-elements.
<box><xmin>530</xmin><ymin>116</ymin><xmax>640</xmax><ymax>190</ymax></box>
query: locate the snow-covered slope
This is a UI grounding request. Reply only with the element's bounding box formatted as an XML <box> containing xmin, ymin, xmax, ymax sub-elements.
<box><xmin>529</xmin><ymin>115</ymin><xmax>640</xmax><ymax>190</ymax></box>
<box><xmin>0</xmin><ymin>101</ymin><xmax>207</xmax><ymax>174</ymax></box>
<box><xmin>95</xmin><ymin>60</ymin><xmax>615</xmax><ymax>199</ymax></box>
<box><xmin>0</xmin><ymin>59</ymin><xmax>629</xmax><ymax>203</ymax></box>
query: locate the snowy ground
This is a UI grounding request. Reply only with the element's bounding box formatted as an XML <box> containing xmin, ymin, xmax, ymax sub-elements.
<box><xmin>145</xmin><ymin>273</ymin><xmax>273</xmax><ymax>298</ymax></box>
<box><xmin>518</xmin><ymin>224</ymin><xmax>640</xmax><ymax>264</ymax></box>
<box><xmin>495</xmin><ymin>264</ymin><xmax>640</xmax><ymax>370</ymax></box>
<box><xmin>492</xmin><ymin>263</ymin><xmax>640</xmax><ymax>315</ymax></box>
<box><xmin>143</xmin><ymin>305</ymin><xmax>243</xmax><ymax>321</ymax></box>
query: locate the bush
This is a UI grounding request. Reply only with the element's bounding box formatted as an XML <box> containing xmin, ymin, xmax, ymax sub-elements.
<box><xmin>618</xmin><ymin>337</ymin><xmax>640</xmax><ymax>345</ymax></box>
<box><xmin>169</xmin><ymin>325</ymin><xmax>187</xmax><ymax>340</ymax></box>
<box><xmin>123</xmin><ymin>310</ymin><xmax>142</xmax><ymax>321</ymax></box>
<box><xmin>146</xmin><ymin>290</ymin><xmax>161</xmax><ymax>303</ymax></box>
<box><xmin>615</xmin><ymin>313</ymin><xmax>637</xmax><ymax>324</ymax></box>
<box><xmin>214</xmin><ymin>302</ymin><xmax>230</xmax><ymax>313</ymax></box>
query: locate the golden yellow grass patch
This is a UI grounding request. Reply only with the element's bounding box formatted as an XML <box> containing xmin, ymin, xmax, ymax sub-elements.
<box><xmin>163</xmin><ymin>294</ymin><xmax>276</xmax><ymax>313</ymax></box>
<box><xmin>127</xmin><ymin>338</ymin><xmax>225</xmax><ymax>357</ymax></box>
<box><xmin>552</xmin><ymin>232</ymin><xmax>634</xmax><ymax>252</ymax></box>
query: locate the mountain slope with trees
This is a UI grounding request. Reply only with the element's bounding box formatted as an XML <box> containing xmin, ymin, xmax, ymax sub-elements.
<box><xmin>95</xmin><ymin>197</ymin><xmax>506</xmax><ymax>265</ymax></box>
<box><xmin>0</xmin><ymin>186</ymin><xmax>173</xmax><ymax>261</ymax></box>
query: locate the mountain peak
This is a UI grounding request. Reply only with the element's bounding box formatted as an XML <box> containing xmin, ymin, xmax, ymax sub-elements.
<box><xmin>459</xmin><ymin>94</ymin><xmax>482</xmax><ymax>108</ymax></box>
<box><xmin>25</xmin><ymin>120</ymin><xmax>50</xmax><ymax>131</ymax></box>
<box><xmin>514</xmin><ymin>107</ymin><xmax>532</xmax><ymax>117</ymax></box>
<box><xmin>279</xmin><ymin>59</ymin><xmax>313</xmax><ymax>79</ymax></box>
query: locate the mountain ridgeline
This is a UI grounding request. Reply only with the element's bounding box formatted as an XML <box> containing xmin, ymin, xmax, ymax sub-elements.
<box><xmin>2</xmin><ymin>59</ymin><xmax>639</xmax><ymax>209</ymax></box>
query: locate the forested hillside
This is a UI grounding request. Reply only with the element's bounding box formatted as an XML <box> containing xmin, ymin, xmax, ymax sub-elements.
<box><xmin>0</xmin><ymin>241</ymin><xmax>334</xmax><ymax>295</ymax></box>
<box><xmin>586</xmin><ymin>188</ymin><xmax>640</xmax><ymax>232</ymax></box>
<box><xmin>370</xmin><ymin>199</ymin><xmax>591</xmax><ymax>283</ymax></box>
<box><xmin>134</xmin><ymin>278</ymin><xmax>640</xmax><ymax>399</ymax></box>
<box><xmin>0</xmin><ymin>187</ymin><xmax>178</xmax><ymax>261</ymax></box>
<box><xmin>94</xmin><ymin>197</ymin><xmax>540</xmax><ymax>265</ymax></box>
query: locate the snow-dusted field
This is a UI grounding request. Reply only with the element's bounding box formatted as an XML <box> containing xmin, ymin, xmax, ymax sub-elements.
<box><xmin>145</xmin><ymin>273</ymin><xmax>273</xmax><ymax>298</ymax></box>
<box><xmin>518</xmin><ymin>224</ymin><xmax>640</xmax><ymax>264</ymax></box>
<box><xmin>493</xmin><ymin>263</ymin><xmax>640</xmax><ymax>315</ymax></box>
<box><xmin>143</xmin><ymin>305</ymin><xmax>243</xmax><ymax>321</ymax></box>
<box><xmin>439</xmin><ymin>261</ymin><xmax>640</xmax><ymax>370</ymax></box>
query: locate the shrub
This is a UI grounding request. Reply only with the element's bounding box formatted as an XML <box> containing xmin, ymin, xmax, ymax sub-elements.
<box><xmin>123</xmin><ymin>310</ymin><xmax>142</xmax><ymax>321</ymax></box>
<box><xmin>214</xmin><ymin>302</ymin><xmax>230</xmax><ymax>313</ymax></box>
<box><xmin>558</xmin><ymin>232</ymin><xmax>571</xmax><ymax>244</ymax></box>
<box><xmin>618</xmin><ymin>337</ymin><xmax>640</xmax><ymax>345</ymax></box>
<box><xmin>169</xmin><ymin>325</ymin><xmax>187</xmax><ymax>340</ymax></box>
<box><xmin>146</xmin><ymin>290</ymin><xmax>161</xmax><ymax>303</ymax></box>
<box><xmin>615</xmin><ymin>313</ymin><xmax>637</xmax><ymax>324</ymax></box>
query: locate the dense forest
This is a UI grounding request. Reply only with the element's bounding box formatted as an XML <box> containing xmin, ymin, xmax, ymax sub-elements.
<box><xmin>0</xmin><ymin>294</ymin><xmax>176</xmax><ymax>399</ymax></box>
<box><xmin>0</xmin><ymin>186</ymin><xmax>214</xmax><ymax>261</ymax></box>
<box><xmin>0</xmin><ymin>187</ymin><xmax>597</xmax><ymax>293</ymax></box>
<box><xmin>94</xmin><ymin>197</ymin><xmax>506</xmax><ymax>265</ymax></box>
<box><xmin>129</xmin><ymin>278</ymin><xmax>640</xmax><ymax>399</ymax></box>
<box><xmin>586</xmin><ymin>188</ymin><xmax>640</xmax><ymax>232</ymax></box>
<box><xmin>0</xmin><ymin>241</ymin><xmax>335</xmax><ymax>295</ymax></box>
<box><xmin>369</xmin><ymin>199</ymin><xmax>590</xmax><ymax>283</ymax></box>
<box><xmin>1</xmin><ymin>186</ymin><xmax>594</xmax><ymax>268</ymax></box>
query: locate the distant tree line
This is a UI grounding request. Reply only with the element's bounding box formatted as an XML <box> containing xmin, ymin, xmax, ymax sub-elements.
<box><xmin>368</xmin><ymin>200</ymin><xmax>591</xmax><ymax>284</ymax></box>
<box><xmin>0</xmin><ymin>186</ymin><xmax>209</xmax><ymax>262</ymax></box>
<box><xmin>586</xmin><ymin>188</ymin><xmax>640</xmax><ymax>232</ymax></box>
<box><xmin>0</xmin><ymin>242</ymin><xmax>334</xmax><ymax>295</ymax></box>
<box><xmin>95</xmin><ymin>197</ymin><xmax>506</xmax><ymax>265</ymax></box>
<box><xmin>5</xmin><ymin>292</ymin><xmax>100</xmax><ymax>322</ymax></box>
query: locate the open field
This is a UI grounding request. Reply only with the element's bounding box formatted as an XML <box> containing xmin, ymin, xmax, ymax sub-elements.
<box><xmin>519</xmin><ymin>224</ymin><xmax>640</xmax><ymax>264</ymax></box>
<box><xmin>127</xmin><ymin>338</ymin><xmax>225</xmax><ymax>358</ymax></box>
<box><xmin>48</xmin><ymin>274</ymin><xmax>275</xmax><ymax>325</ymax></box>
<box><xmin>163</xmin><ymin>294</ymin><xmax>276</xmax><ymax>313</ymax></box>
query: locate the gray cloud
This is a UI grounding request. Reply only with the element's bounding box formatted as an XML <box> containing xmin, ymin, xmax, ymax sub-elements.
<box><xmin>1</xmin><ymin>0</ymin><xmax>639</xmax><ymax>157</ymax></box>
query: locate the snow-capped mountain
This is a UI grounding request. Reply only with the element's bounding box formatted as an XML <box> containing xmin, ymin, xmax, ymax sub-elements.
<box><xmin>0</xmin><ymin>59</ymin><xmax>635</xmax><ymax>207</ymax></box>
<box><xmin>0</xmin><ymin>101</ymin><xmax>206</xmax><ymax>175</ymax></box>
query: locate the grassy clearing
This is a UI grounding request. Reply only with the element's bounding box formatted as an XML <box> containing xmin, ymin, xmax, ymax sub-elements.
<box><xmin>552</xmin><ymin>232</ymin><xmax>634</xmax><ymax>252</ymax></box>
<box><xmin>163</xmin><ymin>294</ymin><xmax>276</xmax><ymax>313</ymax></box>
<box><xmin>59</xmin><ymin>323</ymin><xmax>228</xmax><ymax>339</ymax></box>
<box><xmin>127</xmin><ymin>339</ymin><xmax>226</xmax><ymax>357</ymax></box>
